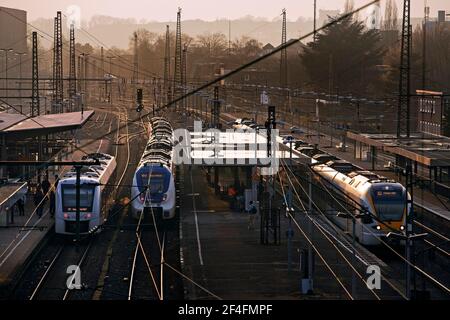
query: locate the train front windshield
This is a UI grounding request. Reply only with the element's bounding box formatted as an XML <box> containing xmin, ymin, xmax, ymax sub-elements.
<box><xmin>371</xmin><ymin>186</ymin><xmax>405</xmax><ymax>221</ymax></box>
<box><xmin>61</xmin><ymin>185</ymin><xmax>95</xmax><ymax>212</ymax></box>
<box><xmin>137</xmin><ymin>166</ymin><xmax>170</xmax><ymax>195</ymax></box>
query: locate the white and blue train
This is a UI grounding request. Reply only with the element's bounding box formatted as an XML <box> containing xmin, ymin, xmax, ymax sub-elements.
<box><xmin>55</xmin><ymin>153</ymin><xmax>116</xmax><ymax>235</ymax></box>
<box><xmin>131</xmin><ymin>117</ymin><xmax>176</xmax><ymax>220</ymax></box>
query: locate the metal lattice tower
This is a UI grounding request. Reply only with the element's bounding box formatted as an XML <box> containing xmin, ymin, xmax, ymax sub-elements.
<box><xmin>164</xmin><ymin>25</ymin><xmax>171</xmax><ymax>104</ymax></box>
<box><xmin>182</xmin><ymin>44</ymin><xmax>188</xmax><ymax>112</ymax></box>
<box><xmin>77</xmin><ymin>55</ymin><xmax>82</xmax><ymax>94</ymax></box>
<box><xmin>397</xmin><ymin>0</ymin><xmax>411</xmax><ymax>138</ymax></box>
<box><xmin>31</xmin><ymin>32</ymin><xmax>40</xmax><ymax>117</ymax></box>
<box><xmin>132</xmin><ymin>31</ymin><xmax>138</xmax><ymax>93</ymax></box>
<box><xmin>280</xmin><ymin>9</ymin><xmax>288</xmax><ymax>88</ymax></box>
<box><xmin>173</xmin><ymin>8</ymin><xmax>182</xmax><ymax>107</ymax></box>
<box><xmin>52</xmin><ymin>11</ymin><xmax>63</xmax><ymax>112</ymax></box>
<box><xmin>69</xmin><ymin>23</ymin><xmax>76</xmax><ymax>99</ymax></box>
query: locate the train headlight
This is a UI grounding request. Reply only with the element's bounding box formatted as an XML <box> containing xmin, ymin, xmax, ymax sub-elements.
<box><xmin>162</xmin><ymin>194</ymin><xmax>168</xmax><ymax>202</ymax></box>
<box><xmin>376</xmin><ymin>225</ymin><xmax>381</xmax><ymax>230</ymax></box>
<box><xmin>400</xmin><ymin>225</ymin><xmax>405</xmax><ymax>231</ymax></box>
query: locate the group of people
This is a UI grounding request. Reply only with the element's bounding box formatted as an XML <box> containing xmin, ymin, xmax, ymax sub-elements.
<box><xmin>32</xmin><ymin>174</ymin><xmax>59</xmax><ymax>219</ymax></box>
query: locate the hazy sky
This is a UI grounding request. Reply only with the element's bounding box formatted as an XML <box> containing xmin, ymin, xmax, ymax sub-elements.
<box><xmin>2</xmin><ymin>0</ymin><xmax>449</xmax><ymax>21</ymax></box>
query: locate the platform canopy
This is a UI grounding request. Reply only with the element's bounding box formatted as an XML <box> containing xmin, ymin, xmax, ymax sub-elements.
<box><xmin>348</xmin><ymin>132</ymin><xmax>450</xmax><ymax>167</ymax></box>
<box><xmin>0</xmin><ymin>110</ymin><xmax>94</xmax><ymax>139</ymax></box>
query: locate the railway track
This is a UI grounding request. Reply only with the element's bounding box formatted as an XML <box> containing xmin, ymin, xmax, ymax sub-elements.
<box><xmin>29</xmin><ymin>240</ymin><xmax>93</xmax><ymax>300</ymax></box>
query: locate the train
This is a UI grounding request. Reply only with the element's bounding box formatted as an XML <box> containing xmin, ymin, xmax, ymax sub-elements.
<box><xmin>235</xmin><ymin>118</ymin><xmax>409</xmax><ymax>246</ymax></box>
<box><xmin>311</xmin><ymin>159</ymin><xmax>409</xmax><ymax>245</ymax></box>
<box><xmin>130</xmin><ymin>117</ymin><xmax>176</xmax><ymax>221</ymax></box>
<box><xmin>55</xmin><ymin>153</ymin><xmax>117</xmax><ymax>235</ymax></box>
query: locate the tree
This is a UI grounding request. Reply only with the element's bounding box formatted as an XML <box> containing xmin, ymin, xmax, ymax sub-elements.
<box><xmin>301</xmin><ymin>18</ymin><xmax>384</xmax><ymax>95</ymax></box>
<box><xmin>196</xmin><ymin>32</ymin><xmax>228</xmax><ymax>57</ymax></box>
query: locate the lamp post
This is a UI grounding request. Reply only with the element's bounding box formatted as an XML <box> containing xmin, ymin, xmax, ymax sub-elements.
<box><xmin>1</xmin><ymin>48</ymin><xmax>14</xmax><ymax>104</ymax></box>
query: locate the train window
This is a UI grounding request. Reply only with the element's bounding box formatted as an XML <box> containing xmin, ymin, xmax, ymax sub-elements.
<box><xmin>61</xmin><ymin>185</ymin><xmax>95</xmax><ymax>212</ymax></box>
<box><xmin>371</xmin><ymin>188</ymin><xmax>405</xmax><ymax>221</ymax></box>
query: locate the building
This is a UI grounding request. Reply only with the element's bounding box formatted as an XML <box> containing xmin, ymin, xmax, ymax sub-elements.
<box><xmin>0</xmin><ymin>6</ymin><xmax>28</xmax><ymax>106</ymax></box>
<box><xmin>0</xmin><ymin>7</ymin><xmax>27</xmax><ymax>53</ymax></box>
<box><xmin>424</xmin><ymin>10</ymin><xmax>450</xmax><ymax>31</ymax></box>
<box><xmin>416</xmin><ymin>90</ymin><xmax>445</xmax><ymax>135</ymax></box>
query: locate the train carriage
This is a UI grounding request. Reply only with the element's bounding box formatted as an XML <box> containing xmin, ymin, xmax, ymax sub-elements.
<box><xmin>131</xmin><ymin>117</ymin><xmax>176</xmax><ymax>220</ymax></box>
<box><xmin>55</xmin><ymin>153</ymin><xmax>116</xmax><ymax>235</ymax></box>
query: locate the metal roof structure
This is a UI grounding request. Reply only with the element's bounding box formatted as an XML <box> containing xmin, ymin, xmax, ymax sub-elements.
<box><xmin>0</xmin><ymin>110</ymin><xmax>94</xmax><ymax>138</ymax></box>
<box><xmin>347</xmin><ymin>131</ymin><xmax>450</xmax><ymax>167</ymax></box>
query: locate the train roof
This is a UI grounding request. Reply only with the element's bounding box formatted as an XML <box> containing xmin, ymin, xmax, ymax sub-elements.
<box><xmin>62</xmin><ymin>153</ymin><xmax>115</xmax><ymax>180</ymax></box>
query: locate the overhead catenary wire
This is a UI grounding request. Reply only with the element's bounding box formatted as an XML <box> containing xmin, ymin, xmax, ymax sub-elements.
<box><xmin>279</xmin><ymin>159</ymin><xmax>407</xmax><ymax>299</ymax></box>
<box><xmin>275</xmin><ymin>167</ymin><xmax>354</xmax><ymax>300</ymax></box>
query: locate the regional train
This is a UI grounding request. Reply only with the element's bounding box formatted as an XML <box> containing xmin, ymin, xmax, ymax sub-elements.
<box><xmin>236</xmin><ymin>119</ymin><xmax>409</xmax><ymax>246</ymax></box>
<box><xmin>55</xmin><ymin>153</ymin><xmax>117</xmax><ymax>235</ymax></box>
<box><xmin>130</xmin><ymin>117</ymin><xmax>176</xmax><ymax>220</ymax></box>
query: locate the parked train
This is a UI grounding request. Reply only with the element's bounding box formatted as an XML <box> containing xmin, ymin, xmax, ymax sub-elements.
<box><xmin>130</xmin><ymin>117</ymin><xmax>176</xmax><ymax>220</ymax></box>
<box><xmin>235</xmin><ymin>118</ymin><xmax>409</xmax><ymax>246</ymax></box>
<box><xmin>55</xmin><ymin>153</ymin><xmax>116</xmax><ymax>235</ymax></box>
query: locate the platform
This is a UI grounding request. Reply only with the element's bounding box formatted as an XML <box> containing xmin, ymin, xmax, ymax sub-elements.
<box><xmin>178</xmin><ymin>165</ymin><xmax>402</xmax><ymax>300</ymax></box>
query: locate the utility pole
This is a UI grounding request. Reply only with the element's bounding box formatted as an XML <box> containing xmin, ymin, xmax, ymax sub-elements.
<box><xmin>280</xmin><ymin>9</ymin><xmax>288</xmax><ymax>88</ymax></box>
<box><xmin>15</xmin><ymin>51</ymin><xmax>26</xmax><ymax>106</ymax></box>
<box><xmin>287</xmin><ymin>140</ymin><xmax>294</xmax><ymax>272</ymax></box>
<box><xmin>174</xmin><ymin>8</ymin><xmax>182</xmax><ymax>110</ymax></box>
<box><xmin>107</xmin><ymin>56</ymin><xmax>115</xmax><ymax>104</ymax></box>
<box><xmin>69</xmin><ymin>23</ymin><xmax>76</xmax><ymax>101</ymax></box>
<box><xmin>77</xmin><ymin>55</ymin><xmax>82</xmax><ymax>95</ymax></box>
<box><xmin>164</xmin><ymin>25</ymin><xmax>171</xmax><ymax>105</ymax></box>
<box><xmin>397</xmin><ymin>0</ymin><xmax>411</xmax><ymax>138</ymax></box>
<box><xmin>422</xmin><ymin>2</ymin><xmax>429</xmax><ymax>90</ymax></box>
<box><xmin>101</xmin><ymin>47</ymin><xmax>105</xmax><ymax>101</ymax></box>
<box><xmin>84</xmin><ymin>54</ymin><xmax>89</xmax><ymax>106</ymax></box>
<box><xmin>280</xmin><ymin>9</ymin><xmax>288</xmax><ymax>117</ymax></box>
<box><xmin>52</xmin><ymin>11</ymin><xmax>63</xmax><ymax>113</ymax></box>
<box><xmin>182</xmin><ymin>43</ymin><xmax>188</xmax><ymax>115</ymax></box>
<box><xmin>75</xmin><ymin>165</ymin><xmax>81</xmax><ymax>251</ymax></box>
<box><xmin>313</xmin><ymin>0</ymin><xmax>317</xmax><ymax>42</ymax></box>
<box><xmin>0</xmin><ymin>48</ymin><xmax>13</xmax><ymax>105</ymax></box>
<box><xmin>212</xmin><ymin>86</ymin><xmax>221</xmax><ymax>129</ymax></box>
<box><xmin>132</xmin><ymin>31</ymin><xmax>138</xmax><ymax>98</ymax></box>
<box><xmin>31</xmin><ymin>32</ymin><xmax>40</xmax><ymax>117</ymax></box>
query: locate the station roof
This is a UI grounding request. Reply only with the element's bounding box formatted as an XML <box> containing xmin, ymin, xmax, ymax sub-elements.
<box><xmin>347</xmin><ymin>132</ymin><xmax>450</xmax><ymax>167</ymax></box>
<box><xmin>0</xmin><ymin>113</ymin><xmax>27</xmax><ymax>131</ymax></box>
<box><xmin>1</xmin><ymin>110</ymin><xmax>94</xmax><ymax>139</ymax></box>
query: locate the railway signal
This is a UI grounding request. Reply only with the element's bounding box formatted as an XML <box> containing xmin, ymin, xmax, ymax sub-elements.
<box><xmin>136</xmin><ymin>88</ymin><xmax>143</xmax><ymax>112</ymax></box>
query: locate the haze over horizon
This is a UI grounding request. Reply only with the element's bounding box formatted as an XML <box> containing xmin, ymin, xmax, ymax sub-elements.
<box><xmin>2</xmin><ymin>0</ymin><xmax>450</xmax><ymax>22</ymax></box>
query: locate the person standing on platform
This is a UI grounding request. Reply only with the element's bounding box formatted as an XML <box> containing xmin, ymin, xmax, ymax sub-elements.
<box><xmin>34</xmin><ymin>186</ymin><xmax>45</xmax><ymax>218</ymax></box>
<box><xmin>41</xmin><ymin>177</ymin><xmax>51</xmax><ymax>200</ymax></box>
<box><xmin>49</xmin><ymin>190</ymin><xmax>56</xmax><ymax>218</ymax></box>
<box><xmin>17</xmin><ymin>198</ymin><xmax>25</xmax><ymax>216</ymax></box>
<box><xmin>247</xmin><ymin>201</ymin><xmax>258</xmax><ymax>230</ymax></box>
